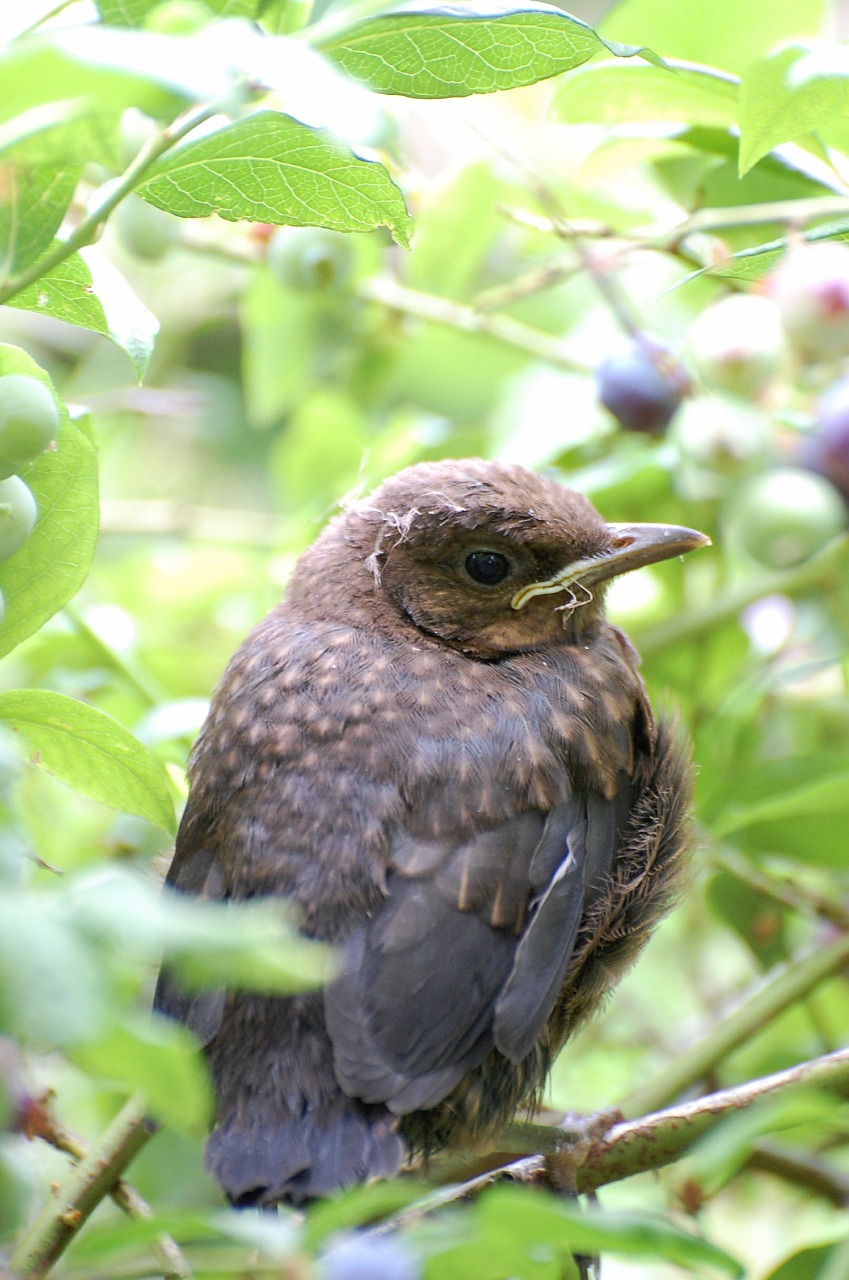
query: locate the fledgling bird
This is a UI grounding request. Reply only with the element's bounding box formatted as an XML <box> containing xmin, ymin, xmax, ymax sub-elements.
<box><xmin>154</xmin><ymin>458</ymin><xmax>708</xmax><ymax>1206</ymax></box>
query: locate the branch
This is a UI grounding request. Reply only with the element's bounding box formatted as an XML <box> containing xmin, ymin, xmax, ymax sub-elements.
<box><xmin>622</xmin><ymin>930</ymin><xmax>849</xmax><ymax>1119</ymax></box>
<box><xmin>29</xmin><ymin>1101</ymin><xmax>191</xmax><ymax>1280</ymax></box>
<box><xmin>711</xmin><ymin>846</ymin><xmax>849</xmax><ymax>930</ymax></box>
<box><xmin>0</xmin><ymin>97</ymin><xmax>231</xmax><ymax>306</ymax></box>
<box><xmin>633</xmin><ymin>534</ymin><xmax>849</xmax><ymax>658</ymax></box>
<box><xmin>656</xmin><ymin>195</ymin><xmax>849</xmax><ymax>243</ymax></box>
<box><xmin>504</xmin><ymin>196</ymin><xmax>849</xmax><ymax>254</ymax></box>
<box><xmin>358</xmin><ymin>276</ymin><xmax>591</xmax><ymax>374</ymax></box>
<box><xmin>577</xmin><ymin>1047</ymin><xmax>849</xmax><ymax>1193</ymax></box>
<box><xmin>747</xmin><ymin>1140</ymin><xmax>849</xmax><ymax>1208</ymax></box>
<box><xmin>386</xmin><ymin>1048</ymin><xmax>849</xmax><ymax>1233</ymax></box>
<box><xmin>8</xmin><ymin>1093</ymin><xmax>156</xmax><ymax>1280</ymax></box>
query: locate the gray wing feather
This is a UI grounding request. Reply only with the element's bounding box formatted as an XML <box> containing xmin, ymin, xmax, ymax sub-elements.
<box><xmin>493</xmin><ymin>791</ymin><xmax>619</xmax><ymax>1064</ymax></box>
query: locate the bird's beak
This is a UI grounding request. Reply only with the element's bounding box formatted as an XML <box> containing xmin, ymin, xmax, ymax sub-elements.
<box><xmin>511</xmin><ymin>523</ymin><xmax>710</xmax><ymax>611</ymax></box>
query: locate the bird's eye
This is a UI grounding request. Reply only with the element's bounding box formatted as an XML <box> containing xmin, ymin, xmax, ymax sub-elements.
<box><xmin>464</xmin><ymin>550</ymin><xmax>511</xmax><ymax>586</ymax></box>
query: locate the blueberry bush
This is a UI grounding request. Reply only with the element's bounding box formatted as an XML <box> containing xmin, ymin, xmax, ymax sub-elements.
<box><xmin>2</xmin><ymin>1</ymin><xmax>849</xmax><ymax>1277</ymax></box>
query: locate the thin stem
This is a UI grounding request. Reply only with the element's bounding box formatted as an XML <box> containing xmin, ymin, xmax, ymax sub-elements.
<box><xmin>711</xmin><ymin>845</ymin><xmax>849</xmax><ymax>930</ymax></box>
<box><xmin>0</xmin><ymin>97</ymin><xmax>230</xmax><ymax>306</ymax></box>
<box><xmin>621</xmin><ymin>931</ymin><xmax>849</xmax><ymax>1119</ymax></box>
<box><xmin>633</xmin><ymin>533</ymin><xmax>849</xmax><ymax>658</ymax></box>
<box><xmin>657</xmin><ymin>195</ymin><xmax>849</xmax><ymax>243</ymax></box>
<box><xmin>473</xmin><ymin>134</ymin><xmax>647</xmax><ymax>340</ymax></box>
<box><xmin>359</xmin><ymin>276</ymin><xmax>591</xmax><ymax>373</ymax></box>
<box><xmin>64</xmin><ymin>603</ymin><xmax>167</xmax><ymax>710</ymax></box>
<box><xmin>8</xmin><ymin>1093</ymin><xmax>155</xmax><ymax>1280</ymax></box>
<box><xmin>13</xmin><ymin>0</ymin><xmax>79</xmax><ymax>39</ymax></box>
<box><xmin>748</xmin><ymin>1140</ymin><xmax>849</xmax><ymax>1208</ymax></box>
<box><xmin>37</xmin><ymin>1109</ymin><xmax>192</xmax><ymax>1279</ymax></box>
<box><xmin>505</xmin><ymin>196</ymin><xmax>849</xmax><ymax>260</ymax></box>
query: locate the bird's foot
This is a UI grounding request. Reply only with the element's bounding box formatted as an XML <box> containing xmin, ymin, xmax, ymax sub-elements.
<box><xmin>544</xmin><ymin>1111</ymin><xmax>622</xmax><ymax>1280</ymax></box>
<box><xmin>543</xmin><ymin>1108</ymin><xmax>623</xmax><ymax>1196</ymax></box>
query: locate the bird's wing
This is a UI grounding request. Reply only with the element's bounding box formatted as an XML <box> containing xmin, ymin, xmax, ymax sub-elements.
<box><xmin>153</xmin><ymin>830</ymin><xmax>228</xmax><ymax>1046</ymax></box>
<box><xmin>493</xmin><ymin>788</ymin><xmax>624</xmax><ymax>1063</ymax></box>
<box><xmin>324</xmin><ymin>789</ymin><xmax>622</xmax><ymax>1113</ymax></box>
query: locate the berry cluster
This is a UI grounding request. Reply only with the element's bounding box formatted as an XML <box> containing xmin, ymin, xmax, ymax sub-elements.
<box><xmin>596</xmin><ymin>241</ymin><xmax>849</xmax><ymax>570</ymax></box>
<box><xmin>0</xmin><ymin>374</ymin><xmax>59</xmax><ymax>619</ymax></box>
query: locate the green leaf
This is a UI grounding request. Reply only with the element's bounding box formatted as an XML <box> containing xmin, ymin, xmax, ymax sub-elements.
<box><xmin>320</xmin><ymin>1</ymin><xmax>661</xmax><ymax>101</ymax></box>
<box><xmin>241</xmin><ymin>270</ymin><xmax>321</xmax><ymax>424</ymax></box>
<box><xmin>65</xmin><ymin>1208</ymin><xmax>297</xmax><ymax>1270</ymax></box>
<box><xmin>97</xmin><ymin>0</ymin><xmax>261</xmax><ymax>22</ymax></box>
<box><xmin>5</xmin><ymin>246</ymin><xmax>159</xmax><ymax>377</ymax></box>
<box><xmin>476</xmin><ymin>1187</ymin><xmax>743</xmax><ymax>1275</ymax></box>
<box><xmin>0</xmin><ymin>690</ymin><xmax>176</xmax><ymax>833</ymax></box>
<box><xmin>601</xmin><ymin>0</ymin><xmax>826</xmax><ymax>77</ymax></box>
<box><xmin>0</xmin><ymin>888</ymin><xmax>107</xmax><ymax>1045</ymax></box>
<box><xmin>303</xmin><ymin>1183</ymin><xmax>427</xmax><ymax>1249</ymax></box>
<box><xmin>96</xmin><ymin>0</ymin><xmax>157</xmax><ymax>24</ymax></box>
<box><xmin>707</xmin><ymin>870</ymin><xmax>787</xmax><ymax>968</ymax></box>
<box><xmin>0</xmin><ymin>346</ymin><xmax>99</xmax><ymax>655</ymax></box>
<box><xmin>0</xmin><ymin>27</ymin><xmax>217</xmax><ymax>128</ymax></box>
<box><xmin>739</xmin><ymin>45</ymin><xmax>849</xmax><ymax>174</ymax></box>
<box><xmin>0</xmin><ymin>162</ymin><xmax>81</xmax><ymax>276</ymax></box>
<box><xmin>0</xmin><ymin>105</ymin><xmax>117</xmax><ymax>168</ymax></box>
<box><xmin>139</xmin><ymin>111</ymin><xmax>412</xmax><ymax>245</ymax></box>
<box><xmin>428</xmin><ymin>1186</ymin><xmax>742</xmax><ymax>1277</ymax></box>
<box><xmin>59</xmin><ymin>864</ymin><xmax>329</xmax><ymax>992</ymax></box>
<box><xmin>270</xmin><ymin>389</ymin><xmax>366</xmax><ymax>509</ymax></box>
<box><xmin>163</xmin><ymin>895</ymin><xmax>331</xmax><ymax>992</ymax></box>
<box><xmin>767</xmin><ymin>1241</ymin><xmax>849</xmax><ymax>1280</ymax></box>
<box><xmin>675</xmin><ymin>221</ymin><xmax>849</xmax><ymax>289</ymax></box>
<box><xmin>73</xmin><ymin>1013</ymin><xmax>214</xmax><ymax>1132</ymax></box>
<box><xmin>551</xmin><ymin>59</ymin><xmax>739</xmax><ymax>129</ymax></box>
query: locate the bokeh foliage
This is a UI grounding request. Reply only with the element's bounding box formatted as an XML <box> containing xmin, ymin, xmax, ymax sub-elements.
<box><xmin>2</xmin><ymin>0</ymin><xmax>849</xmax><ymax>1276</ymax></box>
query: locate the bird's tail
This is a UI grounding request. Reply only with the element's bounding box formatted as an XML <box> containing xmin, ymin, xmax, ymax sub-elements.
<box><xmin>205</xmin><ymin>1099</ymin><xmax>404</xmax><ymax>1207</ymax></box>
<box><xmin>202</xmin><ymin>992</ymin><xmax>405</xmax><ymax>1207</ymax></box>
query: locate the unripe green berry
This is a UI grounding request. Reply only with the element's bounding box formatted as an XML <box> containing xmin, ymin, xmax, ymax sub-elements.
<box><xmin>0</xmin><ymin>374</ymin><xmax>59</xmax><ymax>480</ymax></box>
<box><xmin>267</xmin><ymin>227</ymin><xmax>356</xmax><ymax>293</ymax></box>
<box><xmin>673</xmin><ymin>395</ymin><xmax>770</xmax><ymax>499</ymax></box>
<box><xmin>724</xmin><ymin>468</ymin><xmax>846</xmax><ymax>570</ymax></box>
<box><xmin>688</xmin><ymin>294</ymin><xmax>784</xmax><ymax>398</ymax></box>
<box><xmin>114</xmin><ymin>194</ymin><xmax>178</xmax><ymax>262</ymax></box>
<box><xmin>0</xmin><ymin>476</ymin><xmax>37</xmax><ymax>561</ymax></box>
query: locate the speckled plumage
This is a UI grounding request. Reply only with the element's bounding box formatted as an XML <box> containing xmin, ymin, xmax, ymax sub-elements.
<box><xmin>154</xmin><ymin>459</ymin><xmax>704</xmax><ymax>1206</ymax></box>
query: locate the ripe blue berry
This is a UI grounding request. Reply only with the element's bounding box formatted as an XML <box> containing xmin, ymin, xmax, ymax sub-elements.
<box><xmin>804</xmin><ymin>374</ymin><xmax>849</xmax><ymax>500</ymax></box>
<box><xmin>320</xmin><ymin>1235</ymin><xmax>420</xmax><ymax>1280</ymax></box>
<box><xmin>597</xmin><ymin>338</ymin><xmax>687</xmax><ymax>435</ymax></box>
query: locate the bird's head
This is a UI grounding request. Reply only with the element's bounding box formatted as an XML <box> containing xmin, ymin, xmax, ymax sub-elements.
<box><xmin>293</xmin><ymin>459</ymin><xmax>709</xmax><ymax>659</ymax></box>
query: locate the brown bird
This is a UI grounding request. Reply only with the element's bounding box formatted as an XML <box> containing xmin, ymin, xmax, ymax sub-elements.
<box><xmin>154</xmin><ymin>458</ymin><xmax>708</xmax><ymax>1206</ymax></box>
